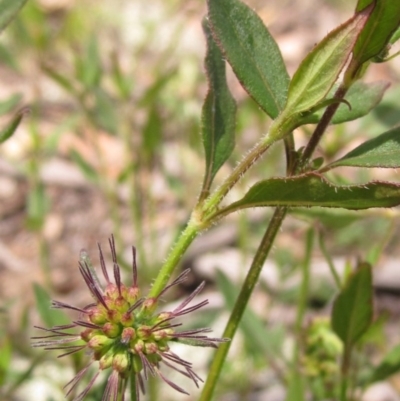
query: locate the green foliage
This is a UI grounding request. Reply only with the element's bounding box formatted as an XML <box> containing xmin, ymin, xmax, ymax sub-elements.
<box><xmin>0</xmin><ymin>0</ymin><xmax>399</xmax><ymax>400</ymax></box>
<box><xmin>0</xmin><ymin>107</ymin><xmax>27</xmax><ymax>143</ymax></box>
<box><xmin>207</xmin><ymin>0</ymin><xmax>289</xmax><ymax>118</ymax></box>
<box><xmin>217</xmin><ymin>173</ymin><xmax>400</xmax><ymax>216</ymax></box>
<box><xmin>33</xmin><ymin>284</ymin><xmax>70</xmax><ymax>328</ymax></box>
<box><xmin>368</xmin><ymin>344</ymin><xmax>400</xmax><ymax>383</ymax></box>
<box><xmin>201</xmin><ymin>19</ymin><xmax>236</xmax><ymax>193</ymax></box>
<box><xmin>302</xmin><ymin>81</ymin><xmax>389</xmax><ymax>125</ymax></box>
<box><xmin>0</xmin><ymin>0</ymin><xmax>28</xmax><ymax>32</ymax></box>
<box><xmin>331</xmin><ymin>262</ymin><xmax>373</xmax><ymax>347</ymax></box>
<box><xmin>354</xmin><ymin>0</ymin><xmax>400</xmax><ymax>65</ymax></box>
<box><xmin>325</xmin><ymin>126</ymin><xmax>400</xmax><ymax>169</ymax></box>
<box><xmin>284</xmin><ymin>7</ymin><xmax>370</xmax><ymax>115</ymax></box>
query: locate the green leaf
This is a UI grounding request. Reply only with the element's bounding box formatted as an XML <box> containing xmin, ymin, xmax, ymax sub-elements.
<box><xmin>285</xmin><ymin>372</ymin><xmax>305</xmax><ymax>401</ymax></box>
<box><xmin>0</xmin><ymin>336</ymin><xmax>11</xmax><ymax>386</ymax></box>
<box><xmin>284</xmin><ymin>7</ymin><xmax>371</xmax><ymax>115</ymax></box>
<box><xmin>325</xmin><ymin>126</ymin><xmax>400</xmax><ymax>170</ymax></box>
<box><xmin>291</xmin><ymin>208</ymin><xmax>363</xmax><ymax>229</ymax></box>
<box><xmin>390</xmin><ymin>26</ymin><xmax>400</xmax><ymax>45</ymax></box>
<box><xmin>70</xmin><ymin>149</ymin><xmax>98</xmax><ymax>184</ymax></box>
<box><xmin>207</xmin><ymin>0</ymin><xmax>289</xmax><ymax>118</ymax></box>
<box><xmin>142</xmin><ymin>105</ymin><xmax>162</xmax><ymax>163</ymax></box>
<box><xmin>0</xmin><ymin>107</ymin><xmax>27</xmax><ymax>144</ymax></box>
<box><xmin>33</xmin><ymin>284</ymin><xmax>70</xmax><ymax>328</ymax></box>
<box><xmin>300</xmin><ymin>81</ymin><xmax>389</xmax><ymax>125</ymax></box>
<box><xmin>76</xmin><ymin>34</ymin><xmax>102</xmax><ymax>89</ymax></box>
<box><xmin>215</xmin><ymin>173</ymin><xmax>400</xmax><ymax>217</ymax></box>
<box><xmin>26</xmin><ymin>182</ymin><xmax>49</xmax><ymax>230</ymax></box>
<box><xmin>331</xmin><ymin>262</ymin><xmax>373</xmax><ymax>347</ymax></box>
<box><xmin>90</xmin><ymin>88</ymin><xmax>118</xmax><ymax>135</ymax></box>
<box><xmin>0</xmin><ymin>0</ymin><xmax>28</xmax><ymax>32</ymax></box>
<box><xmin>42</xmin><ymin>63</ymin><xmax>77</xmax><ymax>95</ymax></box>
<box><xmin>201</xmin><ymin>18</ymin><xmax>236</xmax><ymax>193</ymax></box>
<box><xmin>354</xmin><ymin>0</ymin><xmax>400</xmax><ymax>65</ymax></box>
<box><xmin>368</xmin><ymin>344</ymin><xmax>400</xmax><ymax>383</ymax></box>
<box><xmin>216</xmin><ymin>270</ymin><xmax>284</xmax><ymax>359</ymax></box>
<box><xmin>110</xmin><ymin>52</ymin><xmax>132</xmax><ymax>100</ymax></box>
<box><xmin>0</xmin><ymin>93</ymin><xmax>22</xmax><ymax>116</ymax></box>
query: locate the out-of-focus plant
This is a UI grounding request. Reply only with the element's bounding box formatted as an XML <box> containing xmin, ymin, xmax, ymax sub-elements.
<box><xmin>27</xmin><ymin>0</ymin><xmax>400</xmax><ymax>400</ymax></box>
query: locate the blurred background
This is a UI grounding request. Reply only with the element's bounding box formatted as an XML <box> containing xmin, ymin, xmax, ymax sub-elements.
<box><xmin>1</xmin><ymin>0</ymin><xmax>400</xmax><ymax>400</ymax></box>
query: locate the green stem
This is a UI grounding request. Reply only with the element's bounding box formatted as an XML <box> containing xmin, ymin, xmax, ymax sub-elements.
<box><xmin>130</xmin><ymin>371</ymin><xmax>138</xmax><ymax>401</ymax></box>
<box><xmin>201</xmin><ymin>133</ymin><xmax>278</xmax><ymax>220</ymax></box>
<box><xmin>340</xmin><ymin>348</ymin><xmax>351</xmax><ymax>401</ymax></box>
<box><xmin>148</xmin><ymin>221</ymin><xmax>199</xmax><ymax>297</ymax></box>
<box><xmin>318</xmin><ymin>230</ymin><xmax>342</xmax><ymax>289</ymax></box>
<box><xmin>149</xmin><ymin>124</ymin><xmax>286</xmax><ymax>298</ymax></box>
<box><xmin>199</xmin><ymin>207</ymin><xmax>287</xmax><ymax>401</ymax></box>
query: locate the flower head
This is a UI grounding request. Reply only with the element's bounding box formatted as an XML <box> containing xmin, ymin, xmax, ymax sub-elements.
<box><xmin>32</xmin><ymin>236</ymin><xmax>227</xmax><ymax>400</ymax></box>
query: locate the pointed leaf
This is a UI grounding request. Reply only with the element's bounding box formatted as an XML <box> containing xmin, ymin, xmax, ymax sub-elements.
<box><xmin>90</xmin><ymin>88</ymin><xmax>118</xmax><ymax>135</ymax></box>
<box><xmin>0</xmin><ymin>336</ymin><xmax>11</xmax><ymax>386</ymax></box>
<box><xmin>354</xmin><ymin>0</ymin><xmax>400</xmax><ymax>65</ymax></box>
<box><xmin>301</xmin><ymin>81</ymin><xmax>389</xmax><ymax>125</ymax></box>
<box><xmin>215</xmin><ymin>173</ymin><xmax>400</xmax><ymax>217</ymax></box>
<box><xmin>390</xmin><ymin>26</ymin><xmax>400</xmax><ymax>45</ymax></box>
<box><xmin>284</xmin><ymin>7</ymin><xmax>371</xmax><ymax>115</ymax></box>
<box><xmin>70</xmin><ymin>149</ymin><xmax>98</xmax><ymax>184</ymax></box>
<box><xmin>33</xmin><ymin>284</ymin><xmax>70</xmax><ymax>328</ymax></box>
<box><xmin>326</xmin><ymin>127</ymin><xmax>400</xmax><ymax>170</ymax></box>
<box><xmin>201</xmin><ymin>18</ymin><xmax>236</xmax><ymax>193</ymax></box>
<box><xmin>331</xmin><ymin>262</ymin><xmax>373</xmax><ymax>347</ymax></box>
<box><xmin>368</xmin><ymin>344</ymin><xmax>400</xmax><ymax>383</ymax></box>
<box><xmin>291</xmin><ymin>208</ymin><xmax>362</xmax><ymax>229</ymax></box>
<box><xmin>0</xmin><ymin>107</ymin><xmax>27</xmax><ymax>144</ymax></box>
<box><xmin>207</xmin><ymin>0</ymin><xmax>289</xmax><ymax>118</ymax></box>
<box><xmin>0</xmin><ymin>93</ymin><xmax>22</xmax><ymax>116</ymax></box>
<box><xmin>0</xmin><ymin>0</ymin><xmax>28</xmax><ymax>32</ymax></box>
<box><xmin>76</xmin><ymin>34</ymin><xmax>102</xmax><ymax>89</ymax></box>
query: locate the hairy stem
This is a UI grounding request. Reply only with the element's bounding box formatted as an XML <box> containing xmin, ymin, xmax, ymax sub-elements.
<box><xmin>148</xmin><ymin>221</ymin><xmax>199</xmax><ymax>297</ymax></box>
<box><xmin>199</xmin><ymin>207</ymin><xmax>287</xmax><ymax>401</ymax></box>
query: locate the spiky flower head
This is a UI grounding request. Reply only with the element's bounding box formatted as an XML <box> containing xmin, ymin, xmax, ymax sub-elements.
<box><xmin>32</xmin><ymin>236</ymin><xmax>227</xmax><ymax>400</ymax></box>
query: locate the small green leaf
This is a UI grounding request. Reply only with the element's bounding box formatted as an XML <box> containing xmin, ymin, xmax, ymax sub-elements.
<box><xmin>0</xmin><ymin>336</ymin><xmax>11</xmax><ymax>386</ymax></box>
<box><xmin>331</xmin><ymin>262</ymin><xmax>373</xmax><ymax>347</ymax></box>
<box><xmin>291</xmin><ymin>208</ymin><xmax>362</xmax><ymax>229</ymax></box>
<box><xmin>390</xmin><ymin>26</ymin><xmax>400</xmax><ymax>45</ymax></box>
<box><xmin>201</xmin><ymin>18</ymin><xmax>236</xmax><ymax>194</ymax></box>
<box><xmin>285</xmin><ymin>372</ymin><xmax>305</xmax><ymax>401</ymax></box>
<box><xmin>301</xmin><ymin>81</ymin><xmax>389</xmax><ymax>125</ymax></box>
<box><xmin>0</xmin><ymin>107</ymin><xmax>27</xmax><ymax>144</ymax></box>
<box><xmin>70</xmin><ymin>149</ymin><xmax>98</xmax><ymax>184</ymax></box>
<box><xmin>33</xmin><ymin>284</ymin><xmax>70</xmax><ymax>328</ymax></box>
<box><xmin>26</xmin><ymin>182</ymin><xmax>49</xmax><ymax>230</ymax></box>
<box><xmin>354</xmin><ymin>0</ymin><xmax>400</xmax><ymax>65</ymax></box>
<box><xmin>207</xmin><ymin>0</ymin><xmax>289</xmax><ymax>118</ymax></box>
<box><xmin>42</xmin><ymin>64</ymin><xmax>77</xmax><ymax>95</ymax></box>
<box><xmin>90</xmin><ymin>88</ymin><xmax>118</xmax><ymax>135</ymax></box>
<box><xmin>368</xmin><ymin>344</ymin><xmax>400</xmax><ymax>383</ymax></box>
<box><xmin>0</xmin><ymin>0</ymin><xmax>28</xmax><ymax>32</ymax></box>
<box><xmin>138</xmin><ymin>68</ymin><xmax>176</xmax><ymax>108</ymax></box>
<box><xmin>325</xmin><ymin>126</ymin><xmax>400</xmax><ymax>170</ymax></box>
<box><xmin>110</xmin><ymin>52</ymin><xmax>132</xmax><ymax>100</ymax></box>
<box><xmin>215</xmin><ymin>173</ymin><xmax>400</xmax><ymax>218</ymax></box>
<box><xmin>76</xmin><ymin>34</ymin><xmax>102</xmax><ymax>89</ymax></box>
<box><xmin>284</xmin><ymin>7</ymin><xmax>371</xmax><ymax>115</ymax></box>
<box><xmin>0</xmin><ymin>93</ymin><xmax>22</xmax><ymax>116</ymax></box>
<box><xmin>142</xmin><ymin>105</ymin><xmax>162</xmax><ymax>163</ymax></box>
